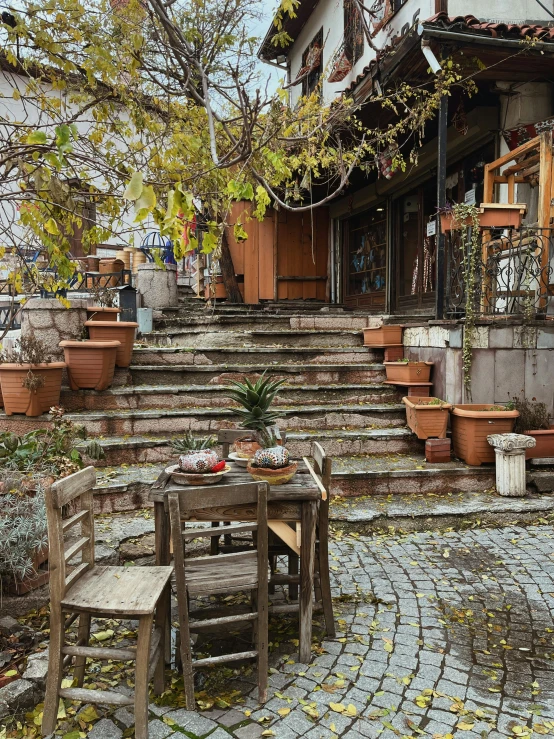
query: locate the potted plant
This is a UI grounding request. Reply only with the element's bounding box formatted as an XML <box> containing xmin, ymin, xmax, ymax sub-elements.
<box><xmin>384</xmin><ymin>359</ymin><xmax>433</xmax><ymax>384</ymax></box>
<box><xmin>247</xmin><ymin>444</ymin><xmax>298</xmax><ymax>486</ymax></box>
<box><xmin>170</xmin><ymin>433</ymin><xmax>217</xmax><ymax>455</ymax></box>
<box><xmin>223</xmin><ymin>373</ymin><xmax>286</xmax><ymax>448</ymax></box>
<box><xmin>0</xmin><ymin>407</ymin><xmax>104</xmax><ymax>483</ymax></box>
<box><xmin>0</xmin><ymin>337</ymin><xmax>66</xmax><ymax>417</ymax></box>
<box><xmin>363</xmin><ymin>325</ymin><xmax>403</xmax><ymax>347</ymax></box>
<box><xmin>0</xmin><ymin>473</ymin><xmax>49</xmax><ymax>595</ymax></box>
<box><xmin>85</xmin><ymin>319</ymin><xmax>139</xmax><ymax>368</ymax></box>
<box><xmin>451</xmin><ymin>403</ymin><xmax>519</xmax><ymax>466</ymax></box>
<box><xmin>59</xmin><ymin>339</ymin><xmax>121</xmax><ymax>391</ymax></box>
<box><xmin>86</xmin><ymin>284</ymin><xmax>121</xmax><ymax>322</ymax></box>
<box><xmin>513</xmin><ymin>397</ymin><xmax>554</xmax><ymax>459</ymax></box>
<box><xmin>402</xmin><ymin>396</ymin><xmax>452</xmax><ymax>440</ymax></box>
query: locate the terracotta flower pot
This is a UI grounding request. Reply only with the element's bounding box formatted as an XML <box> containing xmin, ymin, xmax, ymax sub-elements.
<box><xmin>232</xmin><ymin>436</ymin><xmax>262</xmax><ymax>459</ymax></box>
<box><xmin>451</xmin><ymin>404</ymin><xmax>519</xmax><ymax>466</ymax></box>
<box><xmin>402</xmin><ymin>396</ymin><xmax>452</xmax><ymax>440</ymax></box>
<box><xmin>246</xmin><ymin>461</ymin><xmax>298</xmax><ymax>486</ymax></box>
<box><xmin>524</xmin><ymin>426</ymin><xmax>554</xmax><ymax>459</ymax></box>
<box><xmin>363</xmin><ymin>325</ymin><xmax>403</xmax><ymax>347</ymax></box>
<box><xmin>478</xmin><ymin>203</ymin><xmax>526</xmax><ymax>228</ymax></box>
<box><xmin>384</xmin><ymin>361</ymin><xmax>433</xmax><ymax>383</ymax></box>
<box><xmin>440</xmin><ymin>211</ymin><xmax>473</xmax><ymax>233</ymax></box>
<box><xmin>7</xmin><ymin>545</ymin><xmax>49</xmax><ymax>596</ymax></box>
<box><xmin>86</xmin><ymin>307</ymin><xmax>121</xmax><ymax>322</ymax></box>
<box><xmin>59</xmin><ymin>340</ymin><xmax>120</xmax><ymax>391</ymax></box>
<box><xmin>85</xmin><ymin>320</ymin><xmax>138</xmax><ymax>368</ymax></box>
<box><xmin>0</xmin><ymin>363</ymin><xmax>65</xmax><ymax>417</ymax></box>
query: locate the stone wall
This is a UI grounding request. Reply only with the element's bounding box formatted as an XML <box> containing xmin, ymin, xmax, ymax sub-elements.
<box><xmin>403</xmin><ymin>321</ymin><xmax>554</xmax><ymax>416</ymax></box>
<box><xmin>20</xmin><ymin>298</ymin><xmax>87</xmax><ymax>361</ymax></box>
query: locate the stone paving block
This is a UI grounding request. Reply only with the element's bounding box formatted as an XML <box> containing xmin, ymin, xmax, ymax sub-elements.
<box><xmin>218</xmin><ymin>709</ymin><xmax>250</xmax><ymax>727</ymax></box>
<box><xmin>164</xmin><ymin>709</ymin><xmax>218</xmax><ymax>735</ymax></box>
<box><xmin>147</xmin><ymin>719</ymin><xmax>175</xmax><ymax>739</ymax></box>
<box><xmin>234</xmin><ymin>723</ymin><xmax>265</xmax><ymax>739</ymax></box>
<box><xmin>114</xmin><ymin>707</ymin><xmax>135</xmax><ymax>728</ymax></box>
<box><xmin>88</xmin><ymin>719</ymin><xmax>123</xmax><ymax>739</ymax></box>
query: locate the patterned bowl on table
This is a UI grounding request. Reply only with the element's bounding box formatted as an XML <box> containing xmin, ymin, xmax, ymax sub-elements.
<box><xmin>166</xmin><ymin>464</ymin><xmax>232</xmax><ymax>486</ymax></box>
<box><xmin>246</xmin><ymin>460</ymin><xmax>298</xmax><ymax>486</ymax></box>
<box><xmin>178</xmin><ymin>450</ymin><xmax>220</xmax><ymax>473</ymax></box>
<box><xmin>252</xmin><ymin>446</ymin><xmax>290</xmax><ymax>469</ymax></box>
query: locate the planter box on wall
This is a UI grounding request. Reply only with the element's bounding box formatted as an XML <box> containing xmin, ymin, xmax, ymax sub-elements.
<box><xmin>451</xmin><ymin>404</ymin><xmax>519</xmax><ymax>466</ymax></box>
<box><xmin>479</xmin><ymin>203</ymin><xmax>526</xmax><ymax>228</ymax></box>
<box><xmin>525</xmin><ymin>427</ymin><xmax>554</xmax><ymax>459</ymax></box>
<box><xmin>60</xmin><ymin>340</ymin><xmax>120</xmax><ymax>391</ymax></box>
<box><xmin>0</xmin><ymin>363</ymin><xmax>65</xmax><ymax>417</ymax></box>
<box><xmin>403</xmin><ymin>397</ymin><xmax>452</xmax><ymax>440</ymax></box>
<box><xmin>86</xmin><ymin>307</ymin><xmax>121</xmax><ymax>322</ymax></box>
<box><xmin>384</xmin><ymin>361</ymin><xmax>433</xmax><ymax>384</ymax></box>
<box><xmin>363</xmin><ymin>325</ymin><xmax>403</xmax><ymax>347</ymax></box>
<box><xmin>85</xmin><ymin>321</ymin><xmax>138</xmax><ymax>368</ymax></box>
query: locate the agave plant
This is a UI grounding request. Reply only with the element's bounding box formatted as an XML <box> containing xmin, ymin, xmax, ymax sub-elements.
<box><xmin>223</xmin><ymin>373</ymin><xmax>285</xmax><ymax>447</ymax></box>
<box><xmin>171</xmin><ymin>432</ymin><xmax>217</xmax><ymax>454</ymax></box>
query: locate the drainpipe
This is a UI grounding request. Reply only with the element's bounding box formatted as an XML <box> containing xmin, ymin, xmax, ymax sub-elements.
<box><xmin>421</xmin><ymin>38</ymin><xmax>447</xmax><ymax>320</ymax></box>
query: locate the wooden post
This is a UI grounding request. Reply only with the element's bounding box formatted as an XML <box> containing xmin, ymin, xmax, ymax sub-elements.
<box><xmin>538</xmin><ymin>130</ymin><xmax>553</xmax><ymax>309</ymax></box>
<box><xmin>435</xmin><ymin>93</ymin><xmax>448</xmax><ymax>320</ymax></box>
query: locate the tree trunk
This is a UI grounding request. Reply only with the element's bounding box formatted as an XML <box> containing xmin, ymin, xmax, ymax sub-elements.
<box><xmin>220</xmin><ymin>229</ymin><xmax>243</xmax><ymax>303</ymax></box>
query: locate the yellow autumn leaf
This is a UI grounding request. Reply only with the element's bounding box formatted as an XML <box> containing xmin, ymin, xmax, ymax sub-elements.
<box><xmin>330</xmin><ymin>702</ymin><xmax>346</xmax><ymax>713</ymax></box>
<box><xmin>277</xmin><ymin>708</ymin><xmax>291</xmax><ymax>717</ymax></box>
<box><xmin>345</xmin><ymin>704</ymin><xmax>357</xmax><ymax>716</ymax></box>
<box><xmin>456</xmin><ymin>722</ymin><xmax>475</xmax><ymax>731</ymax></box>
<box><xmin>77</xmin><ymin>705</ymin><xmax>98</xmax><ymax>723</ymax></box>
<box><xmin>92</xmin><ymin>629</ymin><xmax>114</xmax><ymax>641</ymax></box>
<box><xmin>533</xmin><ymin>725</ymin><xmax>549</xmax><ymax>734</ymax></box>
<box><xmin>261</xmin><ymin>731</ymin><xmax>275</xmax><ymax>737</ymax></box>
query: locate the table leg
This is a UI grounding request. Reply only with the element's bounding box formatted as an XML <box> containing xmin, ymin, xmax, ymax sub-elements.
<box><xmin>299</xmin><ymin>500</ymin><xmax>317</xmax><ymax>664</ymax></box>
<box><xmin>154</xmin><ymin>501</ymin><xmax>172</xmax><ymax>664</ymax></box>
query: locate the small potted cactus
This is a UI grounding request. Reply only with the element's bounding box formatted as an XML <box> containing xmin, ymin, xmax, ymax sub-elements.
<box><xmin>247</xmin><ymin>429</ymin><xmax>298</xmax><ymax>485</ymax></box>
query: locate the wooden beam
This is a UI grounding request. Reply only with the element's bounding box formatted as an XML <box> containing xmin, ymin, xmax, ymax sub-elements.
<box><xmin>538</xmin><ymin>130</ymin><xmax>553</xmax><ymax>308</ymax></box>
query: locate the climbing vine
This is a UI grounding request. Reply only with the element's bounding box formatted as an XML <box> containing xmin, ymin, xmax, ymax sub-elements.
<box><xmin>451</xmin><ymin>203</ymin><xmax>482</xmax><ymax>396</ymax></box>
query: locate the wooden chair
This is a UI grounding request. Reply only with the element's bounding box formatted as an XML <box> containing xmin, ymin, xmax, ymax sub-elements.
<box><xmin>169</xmin><ymin>481</ymin><xmax>269</xmax><ymax>709</ymax></box>
<box><xmin>266</xmin><ymin>442</ymin><xmax>335</xmax><ymax>637</ymax></box>
<box><xmin>42</xmin><ymin>467</ymin><xmax>173</xmax><ymax>739</ymax></box>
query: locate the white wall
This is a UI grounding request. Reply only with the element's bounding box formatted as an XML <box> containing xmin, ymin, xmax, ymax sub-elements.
<box><xmin>287</xmin><ymin>0</ymin><xmax>554</xmax><ymax>106</ymax></box>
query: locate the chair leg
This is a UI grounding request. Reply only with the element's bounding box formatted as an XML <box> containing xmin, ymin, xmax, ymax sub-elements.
<box><xmin>180</xmin><ymin>621</ymin><xmax>195</xmax><ymax>710</ymax></box>
<box><xmin>317</xmin><ymin>541</ymin><xmax>336</xmax><ymax>638</ymax></box>
<box><xmin>257</xmin><ymin>594</ymin><xmax>268</xmax><ymax>704</ymax></box>
<box><xmin>42</xmin><ymin>612</ymin><xmax>65</xmax><ymax>736</ymax></box>
<box><xmin>210</xmin><ymin>522</ymin><xmax>220</xmax><ymax>555</ymax></box>
<box><xmin>74</xmin><ymin>612</ymin><xmax>91</xmax><ymax>687</ymax></box>
<box><xmin>154</xmin><ymin>585</ymin><xmax>169</xmax><ymax>696</ymax></box>
<box><xmin>288</xmin><ymin>554</ymin><xmax>299</xmax><ymax>600</ymax></box>
<box><xmin>134</xmin><ymin>614</ymin><xmax>154</xmax><ymax>739</ymax></box>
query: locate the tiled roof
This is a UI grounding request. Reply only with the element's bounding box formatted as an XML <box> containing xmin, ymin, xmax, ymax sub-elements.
<box><xmin>343</xmin><ymin>12</ymin><xmax>554</xmax><ymax>95</ymax></box>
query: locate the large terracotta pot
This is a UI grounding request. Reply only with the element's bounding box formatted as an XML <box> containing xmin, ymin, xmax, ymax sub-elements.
<box><xmin>384</xmin><ymin>361</ymin><xmax>433</xmax><ymax>383</ymax></box>
<box><xmin>402</xmin><ymin>396</ymin><xmax>452</xmax><ymax>440</ymax></box>
<box><xmin>451</xmin><ymin>404</ymin><xmax>519</xmax><ymax>466</ymax></box>
<box><xmin>60</xmin><ymin>340</ymin><xmax>120</xmax><ymax>391</ymax></box>
<box><xmin>525</xmin><ymin>427</ymin><xmax>554</xmax><ymax>460</ymax></box>
<box><xmin>86</xmin><ymin>307</ymin><xmax>121</xmax><ymax>322</ymax></box>
<box><xmin>85</xmin><ymin>320</ymin><xmax>138</xmax><ymax>368</ymax></box>
<box><xmin>0</xmin><ymin>363</ymin><xmax>65</xmax><ymax>417</ymax></box>
<box><xmin>363</xmin><ymin>325</ymin><xmax>403</xmax><ymax>347</ymax></box>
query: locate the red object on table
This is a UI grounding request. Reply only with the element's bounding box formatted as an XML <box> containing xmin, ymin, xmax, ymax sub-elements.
<box><xmin>210</xmin><ymin>460</ymin><xmax>226</xmax><ymax>473</ymax></box>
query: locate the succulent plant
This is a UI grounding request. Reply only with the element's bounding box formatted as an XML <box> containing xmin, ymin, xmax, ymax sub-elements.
<box><xmin>171</xmin><ymin>433</ymin><xmax>217</xmax><ymax>454</ymax></box>
<box><xmin>223</xmin><ymin>373</ymin><xmax>285</xmax><ymax>446</ymax></box>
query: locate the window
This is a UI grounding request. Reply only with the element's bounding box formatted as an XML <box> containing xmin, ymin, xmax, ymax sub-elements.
<box><xmin>301</xmin><ymin>28</ymin><xmax>323</xmax><ymax>96</ymax></box>
<box><xmin>344</xmin><ymin>0</ymin><xmax>364</xmax><ymax>65</ymax></box>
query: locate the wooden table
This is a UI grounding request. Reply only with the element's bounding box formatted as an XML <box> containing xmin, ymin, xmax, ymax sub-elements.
<box><xmin>149</xmin><ymin>460</ymin><xmax>321</xmax><ymax>663</ymax></box>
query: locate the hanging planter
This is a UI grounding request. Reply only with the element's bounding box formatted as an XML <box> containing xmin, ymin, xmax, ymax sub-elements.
<box><xmin>402</xmin><ymin>397</ymin><xmax>452</xmax><ymax>440</ymax></box>
<box><xmin>59</xmin><ymin>340</ymin><xmax>120</xmax><ymax>391</ymax></box>
<box><xmin>451</xmin><ymin>404</ymin><xmax>519</xmax><ymax>466</ymax></box>
<box><xmin>328</xmin><ymin>51</ymin><xmax>352</xmax><ymax>83</ymax></box>
<box><xmin>85</xmin><ymin>320</ymin><xmax>138</xmax><ymax>368</ymax></box>
<box><xmin>478</xmin><ymin>203</ymin><xmax>526</xmax><ymax>228</ymax></box>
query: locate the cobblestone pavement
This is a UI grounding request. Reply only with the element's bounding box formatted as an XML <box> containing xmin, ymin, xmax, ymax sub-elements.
<box><xmin>21</xmin><ymin>524</ymin><xmax>554</xmax><ymax>738</ymax></box>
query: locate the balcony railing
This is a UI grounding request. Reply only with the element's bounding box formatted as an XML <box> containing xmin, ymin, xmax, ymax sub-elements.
<box><xmin>446</xmin><ymin>226</ymin><xmax>554</xmax><ymax>318</ymax></box>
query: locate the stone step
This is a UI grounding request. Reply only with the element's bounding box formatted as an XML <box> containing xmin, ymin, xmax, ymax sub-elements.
<box><xmin>131</xmin><ymin>345</ymin><xmax>376</xmax><ymax>366</ymax></box>
<box><xmin>128</xmin><ymin>362</ymin><xmax>386</xmax><ymax>386</ymax></box>
<box><xmin>59</xmin><ymin>382</ymin><xmax>401</xmax><ymax>412</ymax></box>
<box><xmin>153</xmin><ymin>312</ymin><xmax>371</xmax><ymax>331</ymax></box>
<box><xmin>79</xmin><ymin>428</ymin><xmax>419</xmax><ymax>467</ymax></box>
<box><xmin>331</xmin><ymin>453</ymin><xmax>495</xmax><ymax>497</ymax></box>
<box><xmin>143</xmin><ymin>328</ymin><xmax>365</xmax><ymax>349</ymax></box>
<box><xmin>0</xmin><ymin>403</ymin><xmax>406</xmax><ymax>437</ymax></box>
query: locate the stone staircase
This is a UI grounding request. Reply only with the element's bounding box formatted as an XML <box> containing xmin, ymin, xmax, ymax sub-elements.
<box><xmin>0</xmin><ymin>300</ymin><xmax>493</xmax><ymax>510</ymax></box>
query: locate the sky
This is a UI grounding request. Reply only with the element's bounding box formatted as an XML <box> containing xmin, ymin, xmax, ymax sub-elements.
<box><xmin>251</xmin><ymin>3</ymin><xmax>283</xmax><ymax>96</ymax></box>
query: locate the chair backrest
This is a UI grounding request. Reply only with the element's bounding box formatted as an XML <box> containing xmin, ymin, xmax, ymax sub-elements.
<box><xmin>45</xmin><ymin>466</ymin><xmax>97</xmax><ymax>605</ymax></box>
<box><xmin>312</xmin><ymin>441</ymin><xmax>332</xmax><ymax>501</ymax></box>
<box><xmin>168</xmin><ymin>481</ymin><xmax>269</xmax><ymax>593</ymax></box>
<box><xmin>218</xmin><ymin>428</ymin><xmax>288</xmax><ymax>458</ymax></box>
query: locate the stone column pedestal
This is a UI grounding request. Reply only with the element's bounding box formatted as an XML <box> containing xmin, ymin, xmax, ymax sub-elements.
<box><xmin>21</xmin><ymin>298</ymin><xmax>88</xmax><ymax>361</ymax></box>
<box><xmin>136</xmin><ymin>263</ymin><xmax>178</xmax><ymax>309</ymax></box>
<box><xmin>487</xmin><ymin>433</ymin><xmax>536</xmax><ymax>497</ymax></box>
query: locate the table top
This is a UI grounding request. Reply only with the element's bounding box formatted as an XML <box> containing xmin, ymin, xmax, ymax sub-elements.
<box><xmin>149</xmin><ymin>459</ymin><xmax>321</xmax><ymax>503</ymax></box>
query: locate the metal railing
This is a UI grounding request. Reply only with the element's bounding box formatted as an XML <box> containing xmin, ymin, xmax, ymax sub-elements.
<box><xmin>446</xmin><ymin>226</ymin><xmax>554</xmax><ymax>317</ymax></box>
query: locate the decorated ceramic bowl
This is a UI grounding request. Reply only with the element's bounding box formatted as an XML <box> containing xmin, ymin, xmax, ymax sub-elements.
<box><xmin>178</xmin><ymin>450</ymin><xmax>220</xmax><ymax>473</ymax></box>
<box><xmin>166</xmin><ymin>464</ymin><xmax>232</xmax><ymax>486</ymax></box>
<box><xmin>252</xmin><ymin>446</ymin><xmax>290</xmax><ymax>469</ymax></box>
<box><xmin>246</xmin><ymin>461</ymin><xmax>298</xmax><ymax>486</ymax></box>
